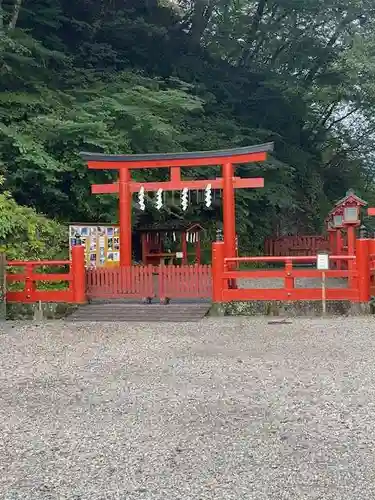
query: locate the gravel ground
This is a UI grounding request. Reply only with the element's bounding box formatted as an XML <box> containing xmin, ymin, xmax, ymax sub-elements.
<box><xmin>1</xmin><ymin>317</ymin><xmax>375</xmax><ymax>500</ymax></box>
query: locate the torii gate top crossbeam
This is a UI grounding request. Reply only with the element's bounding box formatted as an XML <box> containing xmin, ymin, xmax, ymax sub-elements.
<box><xmin>81</xmin><ymin>142</ymin><xmax>274</xmax><ymax>169</ymax></box>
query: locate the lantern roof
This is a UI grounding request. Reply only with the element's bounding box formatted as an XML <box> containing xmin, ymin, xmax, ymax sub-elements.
<box><xmin>329</xmin><ymin>205</ymin><xmax>344</xmax><ymax>216</ymax></box>
<box><xmin>334</xmin><ymin>189</ymin><xmax>367</xmax><ymax>208</ymax></box>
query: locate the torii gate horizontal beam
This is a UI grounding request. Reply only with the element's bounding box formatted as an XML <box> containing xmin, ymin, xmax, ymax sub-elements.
<box><xmin>92</xmin><ymin>177</ymin><xmax>264</xmax><ymax>194</ymax></box>
<box><xmin>86</xmin><ymin>153</ymin><xmax>266</xmax><ymax>169</ymax></box>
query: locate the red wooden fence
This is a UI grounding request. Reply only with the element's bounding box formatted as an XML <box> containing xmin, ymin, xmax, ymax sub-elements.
<box><xmin>158</xmin><ymin>265</ymin><xmax>212</xmax><ymax>299</ymax></box>
<box><xmin>265</xmin><ymin>235</ymin><xmax>329</xmax><ymax>256</ymax></box>
<box><xmin>7</xmin><ymin>260</ymin><xmax>74</xmax><ymax>303</ymax></box>
<box><xmin>86</xmin><ymin>266</ymin><xmax>154</xmax><ymax>299</ymax></box>
<box><xmin>5</xmin><ymin>240</ymin><xmax>375</xmax><ymax>306</ymax></box>
<box><xmin>6</xmin><ymin>246</ymin><xmax>86</xmax><ymax>304</ymax></box>
<box><xmin>86</xmin><ymin>264</ymin><xmax>212</xmax><ymax>300</ymax></box>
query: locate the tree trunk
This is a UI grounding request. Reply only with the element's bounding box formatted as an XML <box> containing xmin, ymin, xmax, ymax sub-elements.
<box><xmin>8</xmin><ymin>0</ymin><xmax>22</xmax><ymax>30</ymax></box>
<box><xmin>189</xmin><ymin>0</ymin><xmax>214</xmax><ymax>45</ymax></box>
<box><xmin>240</xmin><ymin>0</ymin><xmax>268</xmax><ymax>66</ymax></box>
<box><xmin>304</xmin><ymin>12</ymin><xmax>358</xmax><ymax>85</ymax></box>
<box><xmin>0</xmin><ymin>0</ymin><xmax>3</xmax><ymax>32</ymax></box>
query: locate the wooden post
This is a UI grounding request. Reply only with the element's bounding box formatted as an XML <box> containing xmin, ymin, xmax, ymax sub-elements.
<box><xmin>119</xmin><ymin>167</ymin><xmax>132</xmax><ymax>267</ymax></box>
<box><xmin>347</xmin><ymin>225</ymin><xmax>356</xmax><ymax>255</ymax></box>
<box><xmin>356</xmin><ymin>238</ymin><xmax>370</xmax><ymax>302</ymax></box>
<box><xmin>0</xmin><ymin>253</ymin><xmax>6</xmax><ymax>319</ymax></box>
<box><xmin>196</xmin><ymin>236</ymin><xmax>201</xmax><ymax>264</ymax></box>
<box><xmin>141</xmin><ymin>233</ymin><xmax>147</xmax><ymax>265</ymax></box>
<box><xmin>182</xmin><ymin>232</ymin><xmax>188</xmax><ymax>265</ymax></box>
<box><xmin>321</xmin><ymin>271</ymin><xmax>327</xmax><ymax>315</ymax></box>
<box><xmin>336</xmin><ymin>229</ymin><xmax>343</xmax><ymax>270</ymax></box>
<box><xmin>369</xmin><ymin>238</ymin><xmax>375</xmax><ymax>258</ymax></box>
<box><xmin>284</xmin><ymin>260</ymin><xmax>294</xmax><ymax>298</ymax></box>
<box><xmin>235</xmin><ymin>234</ymin><xmax>239</xmax><ymax>269</ymax></box>
<box><xmin>212</xmin><ymin>241</ymin><xmax>225</xmax><ymax>302</ymax></box>
<box><xmin>72</xmin><ymin>245</ymin><xmax>87</xmax><ymax>304</ymax></box>
<box><xmin>347</xmin><ymin>224</ymin><xmax>356</xmax><ymax>288</ymax></box>
<box><xmin>328</xmin><ymin>229</ymin><xmax>336</xmax><ymax>257</ymax></box>
<box><xmin>369</xmin><ymin>238</ymin><xmax>375</xmax><ymax>297</ymax></box>
<box><xmin>24</xmin><ymin>263</ymin><xmax>36</xmax><ymax>301</ymax></box>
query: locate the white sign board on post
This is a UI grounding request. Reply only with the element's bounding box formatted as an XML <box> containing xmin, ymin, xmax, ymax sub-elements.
<box><xmin>317</xmin><ymin>252</ymin><xmax>329</xmax><ymax>315</ymax></box>
<box><xmin>317</xmin><ymin>252</ymin><xmax>329</xmax><ymax>271</ymax></box>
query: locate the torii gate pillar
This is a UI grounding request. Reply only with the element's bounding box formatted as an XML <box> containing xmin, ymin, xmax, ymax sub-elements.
<box><xmin>223</xmin><ymin>162</ymin><xmax>237</xmax><ymax>261</ymax></box>
<box><xmin>119</xmin><ymin>167</ymin><xmax>132</xmax><ymax>266</ymax></box>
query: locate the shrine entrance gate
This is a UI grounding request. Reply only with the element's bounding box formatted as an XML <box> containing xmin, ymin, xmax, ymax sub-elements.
<box><xmin>80</xmin><ymin>143</ymin><xmax>273</xmax><ymax>302</ymax></box>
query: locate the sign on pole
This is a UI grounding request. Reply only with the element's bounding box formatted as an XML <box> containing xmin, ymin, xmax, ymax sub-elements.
<box><xmin>317</xmin><ymin>251</ymin><xmax>329</xmax><ymax>315</ymax></box>
<box><xmin>317</xmin><ymin>252</ymin><xmax>329</xmax><ymax>271</ymax></box>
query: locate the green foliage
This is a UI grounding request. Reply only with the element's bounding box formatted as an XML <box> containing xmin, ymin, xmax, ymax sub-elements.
<box><xmin>2</xmin><ymin>0</ymin><xmax>375</xmax><ymax>259</ymax></box>
<box><xmin>0</xmin><ymin>178</ymin><xmax>66</xmax><ymax>260</ymax></box>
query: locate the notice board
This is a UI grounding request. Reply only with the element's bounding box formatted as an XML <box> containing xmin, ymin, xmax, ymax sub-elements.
<box><xmin>69</xmin><ymin>224</ymin><xmax>120</xmax><ymax>268</ymax></box>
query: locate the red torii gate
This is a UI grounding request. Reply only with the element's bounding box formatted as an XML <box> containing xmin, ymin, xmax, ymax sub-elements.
<box><xmin>80</xmin><ymin>143</ymin><xmax>274</xmax><ymax>266</ymax></box>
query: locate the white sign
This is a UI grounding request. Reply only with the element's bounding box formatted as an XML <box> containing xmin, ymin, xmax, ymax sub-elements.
<box><xmin>176</xmin><ymin>252</ymin><xmax>184</xmax><ymax>259</ymax></box>
<box><xmin>317</xmin><ymin>252</ymin><xmax>329</xmax><ymax>271</ymax></box>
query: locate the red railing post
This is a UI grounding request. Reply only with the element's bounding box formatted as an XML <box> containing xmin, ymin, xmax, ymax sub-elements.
<box><xmin>356</xmin><ymin>238</ymin><xmax>370</xmax><ymax>302</ymax></box>
<box><xmin>24</xmin><ymin>263</ymin><xmax>35</xmax><ymax>302</ymax></box>
<box><xmin>72</xmin><ymin>245</ymin><xmax>87</xmax><ymax>304</ymax></box>
<box><xmin>369</xmin><ymin>238</ymin><xmax>375</xmax><ymax>256</ymax></box>
<box><xmin>328</xmin><ymin>229</ymin><xmax>336</xmax><ymax>265</ymax></box>
<box><xmin>336</xmin><ymin>229</ymin><xmax>343</xmax><ymax>270</ymax></box>
<box><xmin>347</xmin><ymin>224</ymin><xmax>356</xmax><ymax>285</ymax></box>
<box><xmin>369</xmin><ymin>239</ymin><xmax>375</xmax><ymax>297</ymax></box>
<box><xmin>284</xmin><ymin>260</ymin><xmax>294</xmax><ymax>299</ymax></box>
<box><xmin>212</xmin><ymin>241</ymin><xmax>225</xmax><ymax>302</ymax></box>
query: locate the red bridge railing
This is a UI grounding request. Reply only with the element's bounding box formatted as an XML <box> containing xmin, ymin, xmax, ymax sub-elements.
<box><xmin>6</xmin><ymin>246</ymin><xmax>86</xmax><ymax>304</ymax></box>
<box><xmin>212</xmin><ymin>240</ymin><xmax>372</xmax><ymax>303</ymax></box>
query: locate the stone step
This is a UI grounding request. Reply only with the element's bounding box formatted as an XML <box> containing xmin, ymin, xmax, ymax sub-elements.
<box><xmin>66</xmin><ymin>303</ymin><xmax>210</xmax><ymax>323</ymax></box>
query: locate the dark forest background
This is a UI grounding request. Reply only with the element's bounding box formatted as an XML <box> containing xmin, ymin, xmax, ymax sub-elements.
<box><xmin>2</xmin><ymin>0</ymin><xmax>375</xmax><ymax>259</ymax></box>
